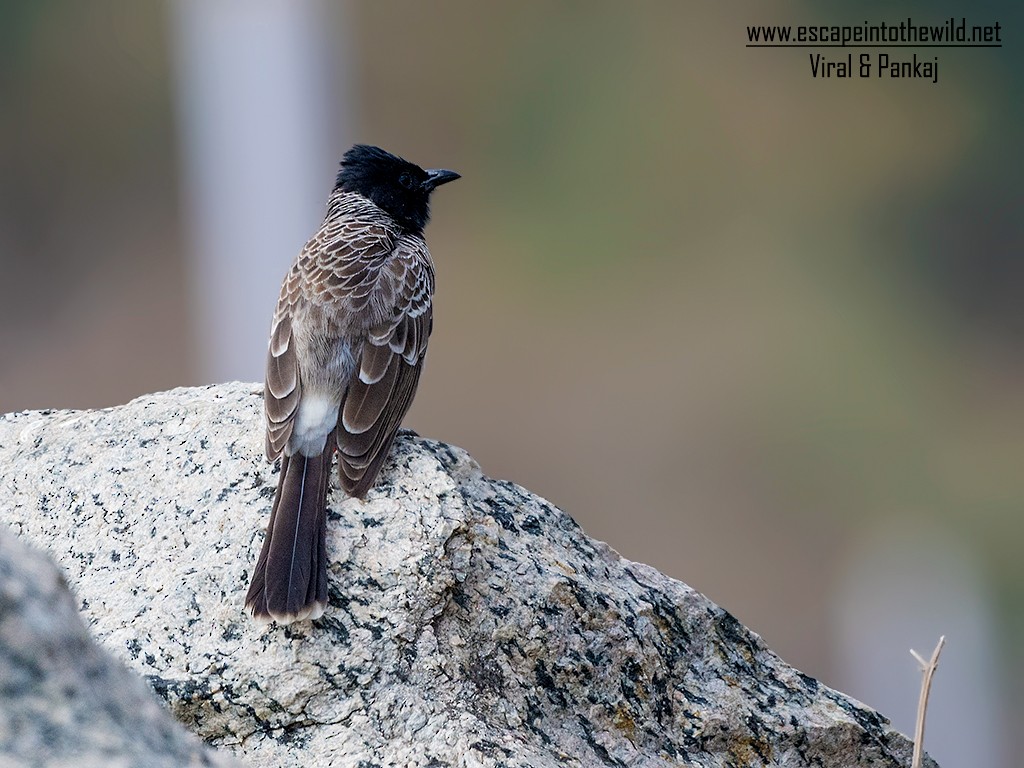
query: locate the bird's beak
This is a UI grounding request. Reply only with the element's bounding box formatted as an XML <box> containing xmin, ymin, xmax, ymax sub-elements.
<box><xmin>423</xmin><ymin>169</ymin><xmax>461</xmax><ymax>190</ymax></box>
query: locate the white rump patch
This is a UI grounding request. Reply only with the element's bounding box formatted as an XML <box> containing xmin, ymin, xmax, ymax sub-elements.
<box><xmin>289</xmin><ymin>393</ymin><xmax>340</xmax><ymax>456</ymax></box>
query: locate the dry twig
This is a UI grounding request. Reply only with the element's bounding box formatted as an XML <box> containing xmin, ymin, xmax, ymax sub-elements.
<box><xmin>910</xmin><ymin>635</ymin><xmax>946</xmax><ymax>768</ymax></box>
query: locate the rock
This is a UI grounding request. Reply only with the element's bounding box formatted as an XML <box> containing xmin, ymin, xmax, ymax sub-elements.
<box><xmin>0</xmin><ymin>523</ymin><xmax>244</xmax><ymax>767</ymax></box>
<box><xmin>0</xmin><ymin>383</ymin><xmax>936</xmax><ymax>768</ymax></box>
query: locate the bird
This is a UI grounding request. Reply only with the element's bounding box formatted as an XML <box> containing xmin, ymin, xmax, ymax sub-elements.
<box><xmin>244</xmin><ymin>144</ymin><xmax>459</xmax><ymax>625</ymax></box>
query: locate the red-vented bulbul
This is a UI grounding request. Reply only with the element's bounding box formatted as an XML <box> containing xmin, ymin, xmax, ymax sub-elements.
<box><xmin>245</xmin><ymin>145</ymin><xmax>459</xmax><ymax>624</ymax></box>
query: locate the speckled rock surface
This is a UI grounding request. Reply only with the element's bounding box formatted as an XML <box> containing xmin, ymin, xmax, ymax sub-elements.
<box><xmin>0</xmin><ymin>383</ymin><xmax>935</xmax><ymax>768</ymax></box>
<box><xmin>0</xmin><ymin>524</ymin><xmax>244</xmax><ymax>768</ymax></box>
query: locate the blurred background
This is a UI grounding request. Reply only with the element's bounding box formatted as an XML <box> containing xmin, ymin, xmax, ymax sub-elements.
<box><xmin>1</xmin><ymin>1</ymin><xmax>1019</xmax><ymax>764</ymax></box>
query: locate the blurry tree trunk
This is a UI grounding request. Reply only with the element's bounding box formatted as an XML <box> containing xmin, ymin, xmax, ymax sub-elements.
<box><xmin>170</xmin><ymin>0</ymin><xmax>351</xmax><ymax>383</ymax></box>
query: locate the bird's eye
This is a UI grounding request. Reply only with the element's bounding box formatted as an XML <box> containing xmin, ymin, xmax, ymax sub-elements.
<box><xmin>399</xmin><ymin>173</ymin><xmax>415</xmax><ymax>190</ymax></box>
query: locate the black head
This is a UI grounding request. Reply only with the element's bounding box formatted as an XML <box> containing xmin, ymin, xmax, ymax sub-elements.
<box><xmin>335</xmin><ymin>145</ymin><xmax>459</xmax><ymax>234</ymax></box>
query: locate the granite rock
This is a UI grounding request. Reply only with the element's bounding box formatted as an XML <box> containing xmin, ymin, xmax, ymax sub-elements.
<box><xmin>0</xmin><ymin>383</ymin><xmax>936</xmax><ymax>767</ymax></box>
<box><xmin>0</xmin><ymin>524</ymin><xmax>244</xmax><ymax>767</ymax></box>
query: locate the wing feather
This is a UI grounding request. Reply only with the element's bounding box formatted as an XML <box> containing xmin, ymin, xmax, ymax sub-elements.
<box><xmin>335</xmin><ymin>236</ymin><xmax>434</xmax><ymax>497</ymax></box>
<box><xmin>343</xmin><ymin>349</ymin><xmax>400</xmax><ymax>434</ymax></box>
<box><xmin>264</xmin><ymin>273</ymin><xmax>302</xmax><ymax>460</ymax></box>
<box><xmin>358</xmin><ymin>338</ymin><xmax>394</xmax><ymax>385</ymax></box>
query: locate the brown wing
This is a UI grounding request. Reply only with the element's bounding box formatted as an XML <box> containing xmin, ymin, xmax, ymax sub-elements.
<box><xmin>264</xmin><ymin>265</ymin><xmax>303</xmax><ymax>460</ymax></box>
<box><xmin>336</xmin><ymin>236</ymin><xmax>434</xmax><ymax>497</ymax></box>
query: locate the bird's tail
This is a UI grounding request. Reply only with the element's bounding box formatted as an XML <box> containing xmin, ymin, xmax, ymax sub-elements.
<box><xmin>245</xmin><ymin>447</ymin><xmax>332</xmax><ymax>624</ymax></box>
